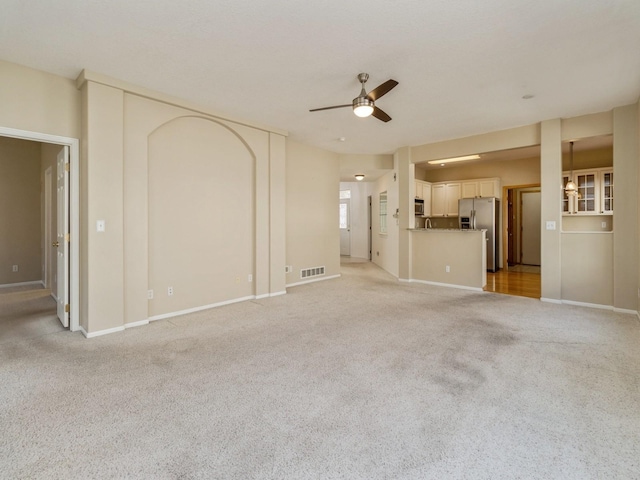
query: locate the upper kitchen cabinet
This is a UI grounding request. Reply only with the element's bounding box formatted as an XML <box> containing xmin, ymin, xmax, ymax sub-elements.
<box><xmin>461</xmin><ymin>177</ymin><xmax>501</xmax><ymax>199</ymax></box>
<box><xmin>562</xmin><ymin>135</ymin><xmax>613</xmax><ymax>217</ymax></box>
<box><xmin>432</xmin><ymin>182</ymin><xmax>460</xmax><ymax>217</ymax></box>
<box><xmin>563</xmin><ymin>167</ymin><xmax>613</xmax><ymax>215</ymax></box>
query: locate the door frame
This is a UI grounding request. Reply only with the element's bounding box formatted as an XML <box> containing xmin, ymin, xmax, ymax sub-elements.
<box><xmin>501</xmin><ymin>183</ymin><xmax>540</xmax><ymax>272</ymax></box>
<box><xmin>0</xmin><ymin>126</ymin><xmax>80</xmax><ymax>332</ymax></box>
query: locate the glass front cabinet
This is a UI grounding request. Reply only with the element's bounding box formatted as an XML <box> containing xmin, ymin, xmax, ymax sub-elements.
<box><xmin>562</xmin><ymin>168</ymin><xmax>613</xmax><ymax>215</ymax></box>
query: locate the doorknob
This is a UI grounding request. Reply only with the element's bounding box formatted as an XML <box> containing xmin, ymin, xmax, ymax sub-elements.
<box><xmin>52</xmin><ymin>241</ymin><xmax>59</xmax><ymax>247</ymax></box>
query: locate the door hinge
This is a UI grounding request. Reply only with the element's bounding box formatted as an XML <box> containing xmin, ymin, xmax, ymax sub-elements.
<box><xmin>65</xmin><ymin>304</ymin><xmax>70</xmax><ymax>313</ymax></box>
<box><xmin>65</xmin><ymin>233</ymin><xmax>70</xmax><ymax>242</ymax></box>
<box><xmin>65</xmin><ymin>163</ymin><xmax>70</xmax><ymax>172</ymax></box>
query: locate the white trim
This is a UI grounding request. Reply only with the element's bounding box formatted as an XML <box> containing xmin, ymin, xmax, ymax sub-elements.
<box><xmin>148</xmin><ymin>295</ymin><xmax>256</xmax><ymax>322</ymax></box>
<box><xmin>0</xmin><ymin>280</ymin><xmax>43</xmax><ymax>289</ymax></box>
<box><xmin>286</xmin><ymin>274</ymin><xmax>341</xmax><ymax>288</ymax></box>
<box><xmin>613</xmin><ymin>307</ymin><xmax>638</xmax><ymax>315</ymax></box>
<box><xmin>562</xmin><ymin>299</ymin><xmax>612</xmax><ymax>310</ymax></box>
<box><xmin>541</xmin><ymin>297</ymin><xmax>563</xmax><ymax>304</ymax></box>
<box><xmin>125</xmin><ymin>319</ymin><xmax>149</xmax><ymax>329</ymax></box>
<box><xmin>399</xmin><ymin>278</ymin><xmax>484</xmax><ymax>292</ymax></box>
<box><xmin>0</xmin><ymin>126</ymin><xmax>80</xmax><ymax>333</ymax></box>
<box><xmin>80</xmin><ymin>325</ymin><xmax>125</xmax><ymax>339</ymax></box>
<box><xmin>255</xmin><ymin>291</ymin><xmax>287</xmax><ymax>300</ymax></box>
<box><xmin>51</xmin><ymin>292</ymin><xmax>58</xmax><ymax>302</ymax></box>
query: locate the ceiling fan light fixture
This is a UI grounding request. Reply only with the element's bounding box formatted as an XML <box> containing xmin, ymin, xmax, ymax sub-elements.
<box><xmin>355</xmin><ymin>174</ymin><xmax>365</xmax><ymax>181</ymax></box>
<box><xmin>353</xmin><ymin>97</ymin><xmax>374</xmax><ymax>118</ymax></box>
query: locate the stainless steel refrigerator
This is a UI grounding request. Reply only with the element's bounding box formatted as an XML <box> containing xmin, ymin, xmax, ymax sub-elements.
<box><xmin>458</xmin><ymin>197</ymin><xmax>500</xmax><ymax>272</ymax></box>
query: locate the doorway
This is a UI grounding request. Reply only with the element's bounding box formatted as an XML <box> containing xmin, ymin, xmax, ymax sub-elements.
<box><xmin>0</xmin><ymin>126</ymin><xmax>79</xmax><ymax>332</ymax></box>
<box><xmin>339</xmin><ymin>191</ymin><xmax>351</xmax><ymax>256</ymax></box>
<box><xmin>486</xmin><ymin>184</ymin><xmax>541</xmax><ymax>299</ymax></box>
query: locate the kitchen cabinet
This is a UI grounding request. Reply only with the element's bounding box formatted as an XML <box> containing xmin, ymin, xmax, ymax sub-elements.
<box><xmin>563</xmin><ymin>168</ymin><xmax>613</xmax><ymax>215</ymax></box>
<box><xmin>461</xmin><ymin>178</ymin><xmax>501</xmax><ymax>199</ymax></box>
<box><xmin>422</xmin><ymin>183</ymin><xmax>432</xmax><ymax>216</ymax></box>
<box><xmin>431</xmin><ymin>182</ymin><xmax>460</xmax><ymax>217</ymax></box>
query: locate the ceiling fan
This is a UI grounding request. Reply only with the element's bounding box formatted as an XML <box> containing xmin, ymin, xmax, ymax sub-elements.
<box><xmin>309</xmin><ymin>73</ymin><xmax>398</xmax><ymax>122</ymax></box>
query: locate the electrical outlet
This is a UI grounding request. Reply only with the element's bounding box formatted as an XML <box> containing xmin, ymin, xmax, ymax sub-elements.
<box><xmin>147</xmin><ymin>290</ymin><xmax>154</xmax><ymax>300</ymax></box>
<box><xmin>601</xmin><ymin>222</ymin><xmax>607</xmax><ymax>229</ymax></box>
<box><xmin>12</xmin><ymin>265</ymin><xmax>18</xmax><ymax>272</ymax></box>
<box><xmin>167</xmin><ymin>286</ymin><xmax>173</xmax><ymax>296</ymax></box>
<box><xmin>285</xmin><ymin>265</ymin><xmax>292</xmax><ymax>274</ymax></box>
<box><xmin>248</xmin><ymin>274</ymin><xmax>253</xmax><ymax>282</ymax></box>
<box><xmin>445</xmin><ymin>265</ymin><xmax>450</xmax><ymax>273</ymax></box>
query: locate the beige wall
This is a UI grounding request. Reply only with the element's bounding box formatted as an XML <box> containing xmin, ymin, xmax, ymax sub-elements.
<box><xmin>0</xmin><ymin>137</ymin><xmax>41</xmax><ymax>284</ymax></box>
<box><xmin>286</xmin><ymin>140</ymin><xmax>340</xmax><ymax>284</ymax></box>
<box><xmin>0</xmin><ymin>60</ymin><xmax>81</xmax><ymax>139</ymax></box>
<box><xmin>561</xmin><ymin>233</ymin><xmax>613</xmax><ymax>306</ymax></box>
<box><xmin>79</xmin><ymin>73</ymin><xmax>287</xmax><ymax>335</ymax></box>
<box><xmin>411</xmin><ymin>230</ymin><xmax>486</xmax><ymax>289</ymax></box>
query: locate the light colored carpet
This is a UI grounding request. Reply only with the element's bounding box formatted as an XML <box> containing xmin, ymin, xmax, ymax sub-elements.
<box><xmin>1</xmin><ymin>263</ymin><xmax>639</xmax><ymax>479</ymax></box>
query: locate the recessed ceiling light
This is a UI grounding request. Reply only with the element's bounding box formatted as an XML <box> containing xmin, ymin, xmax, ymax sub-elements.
<box><xmin>339</xmin><ymin>137</ymin><xmax>346</xmax><ymax>142</ymax></box>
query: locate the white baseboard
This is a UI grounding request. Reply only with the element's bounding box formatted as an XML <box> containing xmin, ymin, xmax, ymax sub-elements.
<box><xmin>541</xmin><ymin>297</ymin><xmax>563</xmax><ymax>304</ymax></box>
<box><xmin>0</xmin><ymin>280</ymin><xmax>43</xmax><ymax>289</ymax></box>
<box><xmin>125</xmin><ymin>319</ymin><xmax>149</xmax><ymax>329</ymax></box>
<box><xmin>255</xmin><ymin>290</ymin><xmax>287</xmax><ymax>300</ymax></box>
<box><xmin>613</xmin><ymin>307</ymin><xmax>638</xmax><ymax>315</ymax></box>
<box><xmin>80</xmin><ymin>325</ymin><xmax>125</xmax><ymax>339</ymax></box>
<box><xmin>148</xmin><ymin>295</ymin><xmax>255</xmax><ymax>322</ymax></box>
<box><xmin>400</xmin><ymin>278</ymin><xmax>484</xmax><ymax>292</ymax></box>
<box><xmin>51</xmin><ymin>292</ymin><xmax>58</xmax><ymax>302</ymax></box>
<box><xmin>286</xmin><ymin>274</ymin><xmax>340</xmax><ymax>288</ymax></box>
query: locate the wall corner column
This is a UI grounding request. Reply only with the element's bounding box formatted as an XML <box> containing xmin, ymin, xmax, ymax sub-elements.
<box><xmin>269</xmin><ymin>133</ymin><xmax>286</xmax><ymax>295</ymax></box>
<box><xmin>397</xmin><ymin>146</ymin><xmax>412</xmax><ymax>280</ymax></box>
<box><xmin>540</xmin><ymin>119</ymin><xmax>562</xmax><ymax>301</ymax></box>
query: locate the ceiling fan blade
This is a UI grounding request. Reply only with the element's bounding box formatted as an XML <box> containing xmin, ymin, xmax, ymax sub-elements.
<box><xmin>309</xmin><ymin>104</ymin><xmax>351</xmax><ymax>112</ymax></box>
<box><xmin>367</xmin><ymin>79</ymin><xmax>398</xmax><ymax>101</ymax></box>
<box><xmin>371</xmin><ymin>107</ymin><xmax>392</xmax><ymax>122</ymax></box>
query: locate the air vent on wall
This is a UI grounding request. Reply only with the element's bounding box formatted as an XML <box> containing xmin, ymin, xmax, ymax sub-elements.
<box><xmin>300</xmin><ymin>266</ymin><xmax>325</xmax><ymax>279</ymax></box>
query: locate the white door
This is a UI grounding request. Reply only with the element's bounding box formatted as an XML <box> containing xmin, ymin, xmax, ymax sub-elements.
<box><xmin>44</xmin><ymin>167</ymin><xmax>52</xmax><ymax>288</ymax></box>
<box><xmin>521</xmin><ymin>191</ymin><xmax>541</xmax><ymax>265</ymax></box>
<box><xmin>56</xmin><ymin>147</ymin><xmax>69</xmax><ymax>327</ymax></box>
<box><xmin>339</xmin><ymin>199</ymin><xmax>351</xmax><ymax>256</ymax></box>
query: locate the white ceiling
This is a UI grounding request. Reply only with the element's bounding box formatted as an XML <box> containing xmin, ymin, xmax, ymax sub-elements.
<box><xmin>1</xmin><ymin>1</ymin><xmax>639</xmax><ymax>158</ymax></box>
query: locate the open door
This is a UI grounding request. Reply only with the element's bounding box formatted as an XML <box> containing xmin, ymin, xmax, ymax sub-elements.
<box><xmin>55</xmin><ymin>146</ymin><xmax>69</xmax><ymax>327</ymax></box>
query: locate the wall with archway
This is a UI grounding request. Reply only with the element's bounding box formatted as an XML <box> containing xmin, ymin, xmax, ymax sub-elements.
<box><xmin>79</xmin><ymin>73</ymin><xmax>287</xmax><ymax>335</ymax></box>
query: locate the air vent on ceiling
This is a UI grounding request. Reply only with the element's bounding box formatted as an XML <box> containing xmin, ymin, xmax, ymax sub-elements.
<box><xmin>300</xmin><ymin>266</ymin><xmax>325</xmax><ymax>279</ymax></box>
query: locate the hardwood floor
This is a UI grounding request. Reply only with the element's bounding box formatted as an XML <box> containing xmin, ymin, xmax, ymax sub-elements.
<box><xmin>485</xmin><ymin>268</ymin><xmax>541</xmax><ymax>299</ymax></box>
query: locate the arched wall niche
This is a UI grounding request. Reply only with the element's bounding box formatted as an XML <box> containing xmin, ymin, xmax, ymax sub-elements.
<box><xmin>147</xmin><ymin>115</ymin><xmax>256</xmax><ymax>317</ymax></box>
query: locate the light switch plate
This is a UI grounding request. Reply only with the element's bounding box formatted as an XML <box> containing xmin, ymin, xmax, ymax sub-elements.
<box><xmin>545</xmin><ymin>221</ymin><xmax>556</xmax><ymax>230</ymax></box>
<box><xmin>96</xmin><ymin>220</ymin><xmax>106</xmax><ymax>232</ymax></box>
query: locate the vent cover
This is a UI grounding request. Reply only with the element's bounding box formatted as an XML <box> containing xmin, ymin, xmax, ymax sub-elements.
<box><xmin>300</xmin><ymin>266</ymin><xmax>325</xmax><ymax>279</ymax></box>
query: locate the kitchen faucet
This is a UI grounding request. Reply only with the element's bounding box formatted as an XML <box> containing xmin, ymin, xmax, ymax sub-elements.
<box><xmin>425</xmin><ymin>218</ymin><xmax>432</xmax><ymax>229</ymax></box>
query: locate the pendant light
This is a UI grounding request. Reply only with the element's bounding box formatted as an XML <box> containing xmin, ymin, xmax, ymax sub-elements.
<box><xmin>565</xmin><ymin>141</ymin><xmax>578</xmax><ymax>196</ymax></box>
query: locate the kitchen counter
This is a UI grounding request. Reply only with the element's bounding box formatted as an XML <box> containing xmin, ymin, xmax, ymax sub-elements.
<box><xmin>407</xmin><ymin>228</ymin><xmax>487</xmax><ymax>290</ymax></box>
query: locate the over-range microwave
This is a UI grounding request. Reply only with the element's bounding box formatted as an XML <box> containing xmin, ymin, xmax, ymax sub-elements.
<box><xmin>415</xmin><ymin>199</ymin><xmax>424</xmax><ymax>215</ymax></box>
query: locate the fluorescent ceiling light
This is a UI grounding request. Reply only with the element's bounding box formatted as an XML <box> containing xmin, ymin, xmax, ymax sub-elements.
<box><xmin>427</xmin><ymin>154</ymin><xmax>481</xmax><ymax>165</ymax></box>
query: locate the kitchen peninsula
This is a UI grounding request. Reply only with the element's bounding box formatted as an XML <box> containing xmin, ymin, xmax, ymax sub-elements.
<box><xmin>407</xmin><ymin>228</ymin><xmax>487</xmax><ymax>290</ymax></box>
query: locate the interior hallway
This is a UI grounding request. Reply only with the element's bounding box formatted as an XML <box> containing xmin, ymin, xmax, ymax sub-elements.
<box><xmin>0</xmin><ymin>284</ymin><xmax>62</xmax><ymax>345</ymax></box>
